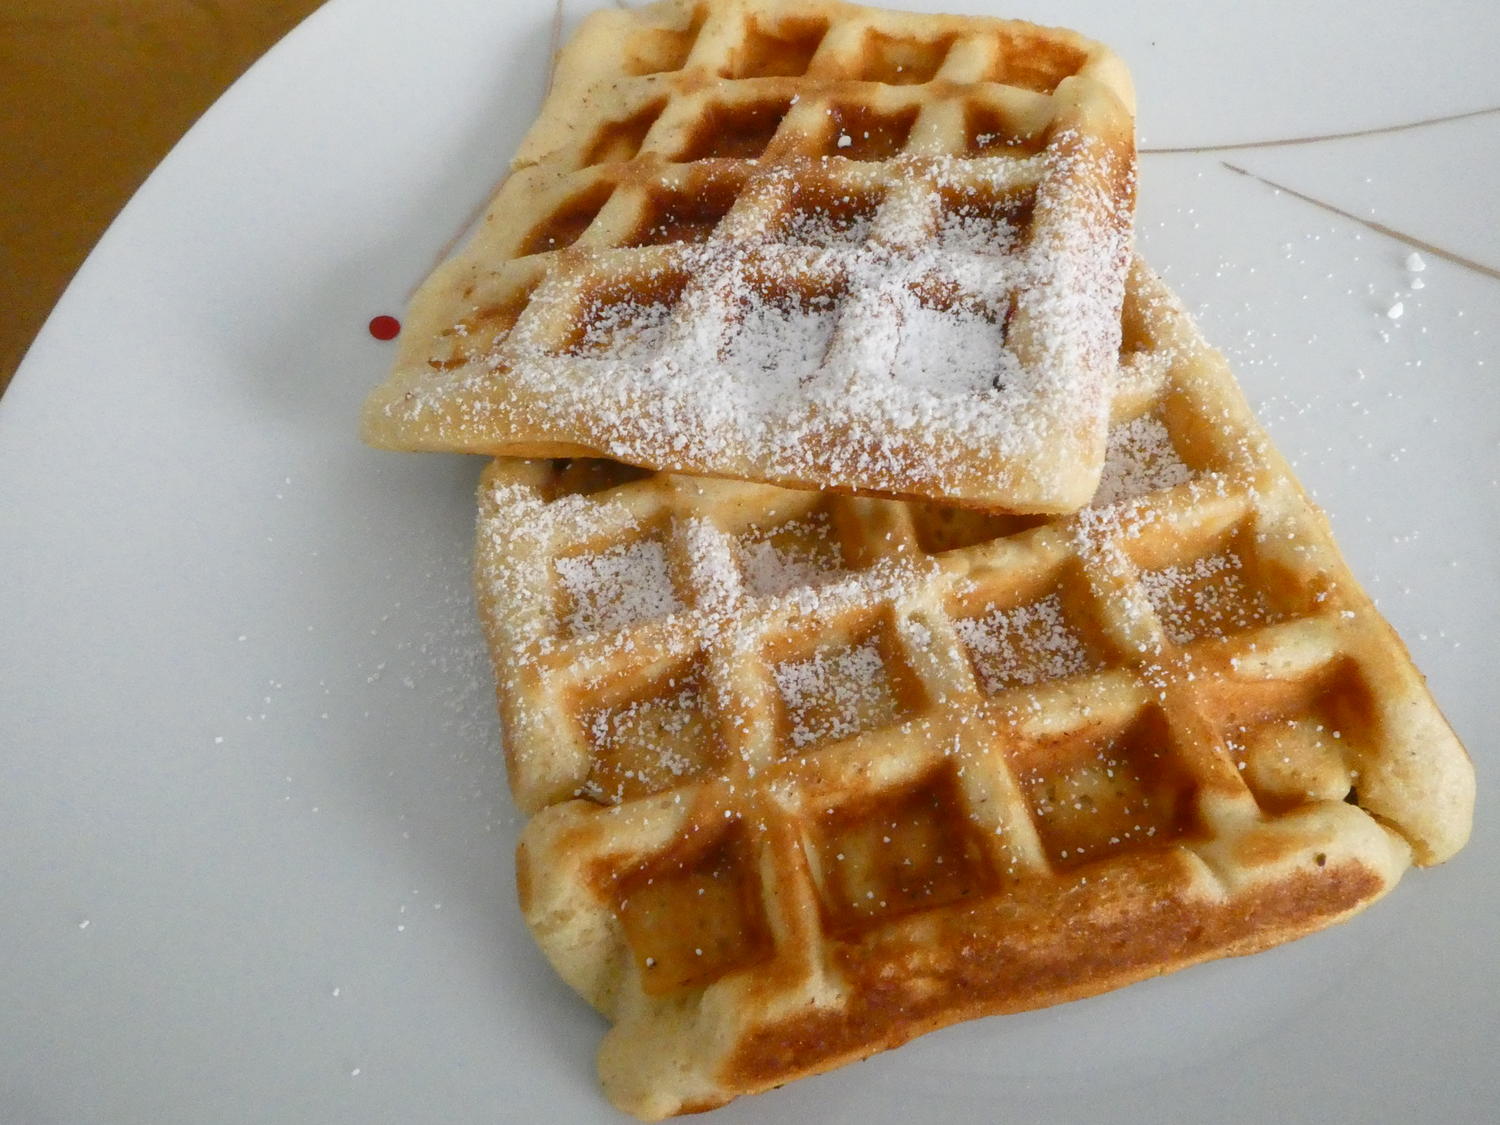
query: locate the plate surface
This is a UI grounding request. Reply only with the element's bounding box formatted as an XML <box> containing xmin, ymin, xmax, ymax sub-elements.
<box><xmin>1</xmin><ymin>2</ymin><xmax>1496</xmax><ymax>1121</ymax></box>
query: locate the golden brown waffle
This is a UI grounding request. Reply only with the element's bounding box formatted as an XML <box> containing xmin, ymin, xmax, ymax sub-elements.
<box><xmin>362</xmin><ymin>0</ymin><xmax>1137</xmax><ymax>512</ymax></box>
<box><xmin>473</xmin><ymin>262</ymin><xmax>1473</xmax><ymax>1119</ymax></box>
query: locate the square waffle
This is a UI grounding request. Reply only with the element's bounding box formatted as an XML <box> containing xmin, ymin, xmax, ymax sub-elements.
<box><xmin>474</xmin><ymin>261</ymin><xmax>1474</xmax><ymax>1119</ymax></box>
<box><xmin>361</xmin><ymin>0</ymin><xmax>1138</xmax><ymax>512</ymax></box>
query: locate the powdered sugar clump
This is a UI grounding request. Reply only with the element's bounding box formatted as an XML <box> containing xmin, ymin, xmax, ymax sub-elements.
<box><xmin>680</xmin><ymin>517</ymin><xmax>743</xmax><ymax>617</ymax></box>
<box><xmin>721</xmin><ymin>299</ymin><xmax>838</xmax><ymax>404</ymax></box>
<box><xmin>889</xmin><ymin>300</ymin><xmax>1023</xmax><ymax>398</ymax></box>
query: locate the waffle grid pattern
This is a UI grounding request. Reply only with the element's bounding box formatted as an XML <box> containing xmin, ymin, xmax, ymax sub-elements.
<box><xmin>364</xmin><ymin>0</ymin><xmax>1138</xmax><ymax>511</ymax></box>
<box><xmin>478</xmin><ymin>264</ymin><xmax>1473</xmax><ymax>1117</ymax></box>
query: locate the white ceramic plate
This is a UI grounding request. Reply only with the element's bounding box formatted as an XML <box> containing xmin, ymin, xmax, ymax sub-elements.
<box><xmin>2</xmin><ymin>2</ymin><xmax>1496</xmax><ymax>1121</ymax></box>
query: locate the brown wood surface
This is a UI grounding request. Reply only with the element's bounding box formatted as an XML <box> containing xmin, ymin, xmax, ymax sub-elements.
<box><xmin>0</xmin><ymin>0</ymin><xmax>327</xmax><ymax>396</ymax></box>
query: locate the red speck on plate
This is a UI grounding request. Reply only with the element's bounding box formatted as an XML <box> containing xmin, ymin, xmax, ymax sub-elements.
<box><xmin>368</xmin><ymin>315</ymin><xmax>401</xmax><ymax>341</ymax></box>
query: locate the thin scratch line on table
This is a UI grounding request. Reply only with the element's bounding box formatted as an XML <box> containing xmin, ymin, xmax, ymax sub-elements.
<box><xmin>1144</xmin><ymin>105</ymin><xmax>1500</xmax><ymax>154</ymax></box>
<box><xmin>1221</xmin><ymin>163</ymin><xmax>1500</xmax><ymax>282</ymax></box>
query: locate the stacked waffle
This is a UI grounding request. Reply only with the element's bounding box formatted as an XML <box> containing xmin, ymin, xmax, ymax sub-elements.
<box><xmin>362</xmin><ymin>0</ymin><xmax>1136</xmax><ymax>510</ymax></box>
<box><xmin>361</xmin><ymin>0</ymin><xmax>1474</xmax><ymax>1118</ymax></box>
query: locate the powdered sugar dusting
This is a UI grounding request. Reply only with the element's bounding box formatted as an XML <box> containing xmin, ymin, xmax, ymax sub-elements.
<box><xmin>681</xmin><ymin>517</ymin><xmax>743</xmax><ymax>617</ymax></box>
<box><xmin>480</xmin><ymin>474</ymin><xmax>935</xmax><ymax>667</ymax></box>
<box><xmin>1141</xmin><ymin>552</ymin><xmax>1277</xmax><ymax>645</ymax></box>
<box><xmin>721</xmin><ymin>298</ymin><xmax>838</xmax><ymax>402</ymax></box>
<box><xmin>782</xmin><ymin>207</ymin><xmax>874</xmax><ymax>248</ymax></box>
<box><xmin>889</xmin><ymin>299</ymin><xmax>1022</xmax><ymax>397</ymax></box>
<box><xmin>1093</xmin><ymin>414</ymin><xmax>1194</xmax><ymax>506</ymax></box>
<box><xmin>587</xmin><ymin>690</ymin><xmax>702</xmax><ymax>762</ymax></box>
<box><xmin>739</xmin><ymin>515</ymin><xmax>843</xmax><ymax>597</ymax></box>
<box><xmin>773</xmin><ymin>640</ymin><xmax>900</xmax><ymax>749</ymax></box>
<box><xmin>954</xmin><ymin>594</ymin><xmax>1090</xmax><ymax>691</ymax></box>
<box><xmin>935</xmin><ymin>207</ymin><xmax>1020</xmax><ymax>256</ymax></box>
<box><xmin>575</xmin><ymin>299</ymin><xmax>674</xmax><ymax>360</ymax></box>
<box><xmin>457</xmin><ymin>249</ymin><xmax>1477</xmax><ymax>1050</ymax></box>
<box><xmin>582</xmin><ymin>676</ymin><xmax>709</xmax><ymax>804</ymax></box>
<box><xmin>388</xmin><ymin>140</ymin><xmax>1133</xmax><ymax>507</ymax></box>
<box><xmin>556</xmin><ymin>539</ymin><xmax>681</xmax><ymax>635</ymax></box>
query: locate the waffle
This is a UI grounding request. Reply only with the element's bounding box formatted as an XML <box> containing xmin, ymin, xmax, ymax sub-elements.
<box><xmin>362</xmin><ymin>0</ymin><xmax>1137</xmax><ymax>512</ymax></box>
<box><xmin>474</xmin><ymin>261</ymin><xmax>1474</xmax><ymax>1119</ymax></box>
